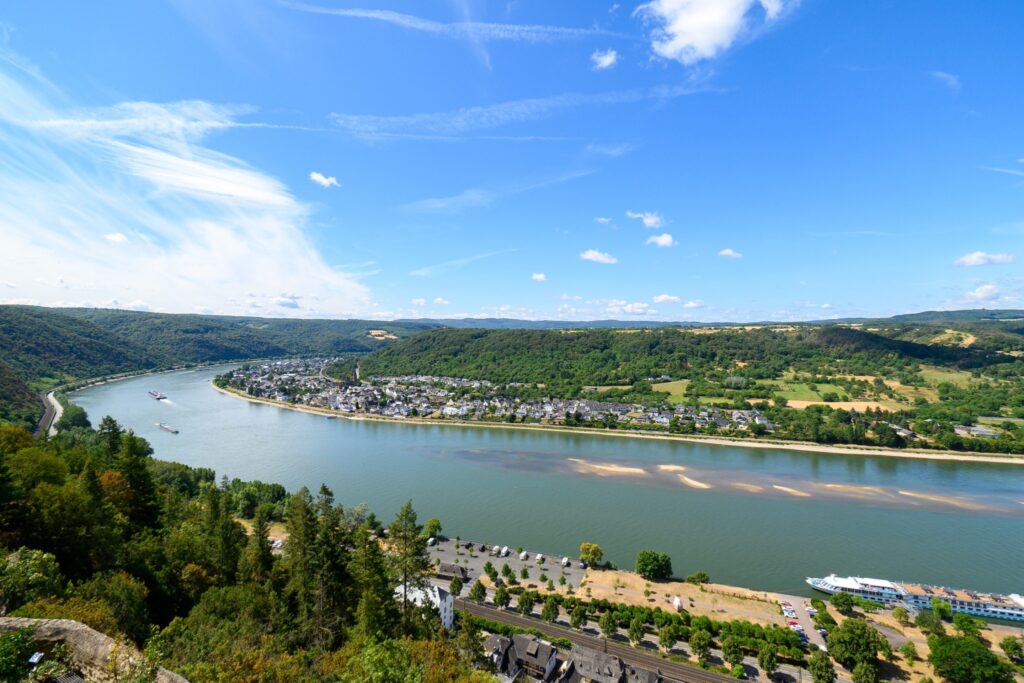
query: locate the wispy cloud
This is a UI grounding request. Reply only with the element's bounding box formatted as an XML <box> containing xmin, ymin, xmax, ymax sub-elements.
<box><xmin>984</xmin><ymin>166</ymin><xmax>1024</xmax><ymax>178</ymax></box>
<box><xmin>635</xmin><ymin>0</ymin><xmax>796</xmax><ymax>66</ymax></box>
<box><xmin>626</xmin><ymin>210</ymin><xmax>663</xmax><ymax>228</ymax></box>
<box><xmin>403</xmin><ymin>169</ymin><xmax>592</xmax><ymax>212</ymax></box>
<box><xmin>309</xmin><ymin>171</ymin><xmax>339</xmax><ymax>188</ymax></box>
<box><xmin>646</xmin><ymin>232</ymin><xmax>676</xmax><ymax>247</ymax></box>
<box><xmin>281</xmin><ymin>2</ymin><xmax>623</xmax><ymax>43</ymax></box>
<box><xmin>531</xmin><ymin>272</ymin><xmax>547</xmax><ymax>282</ymax></box>
<box><xmin>410</xmin><ymin>297</ymin><xmax>426</xmax><ymax>306</ymax></box>
<box><xmin>404</xmin><ymin>188</ymin><xmax>494</xmax><ymax>212</ymax></box>
<box><xmin>683</xmin><ymin>299</ymin><xmax>705</xmax><ymax>308</ymax></box>
<box><xmin>580</xmin><ymin>249</ymin><xmax>617</xmax><ymax>264</ymax></box>
<box><xmin>653</xmin><ymin>293</ymin><xmax>680</xmax><ymax>303</ymax></box>
<box><xmin>591</xmin><ymin>49</ymin><xmax>619</xmax><ymax>70</ymax></box>
<box><xmin>929</xmin><ymin>70</ymin><xmax>961</xmax><ymax>92</ymax></box>
<box><xmin>953</xmin><ymin>251</ymin><xmax>1015</xmax><ymax>267</ymax></box>
<box><xmin>718</xmin><ymin>248</ymin><xmax>743</xmax><ymax>258</ymax></box>
<box><xmin>409</xmin><ymin>250</ymin><xmax>506</xmax><ymax>277</ymax></box>
<box><xmin>0</xmin><ymin>47</ymin><xmax>369</xmax><ymax>317</ymax></box>
<box><xmin>594</xmin><ymin>216</ymin><xmax>612</xmax><ymax>224</ymax></box>
<box><xmin>432</xmin><ymin>296</ymin><xmax>450</xmax><ymax>305</ymax></box>
<box><xmin>330</xmin><ymin>84</ymin><xmax>702</xmax><ymax>140</ymax></box>
<box><xmin>585</xmin><ymin>143</ymin><xmax>633</xmax><ymax>157</ymax></box>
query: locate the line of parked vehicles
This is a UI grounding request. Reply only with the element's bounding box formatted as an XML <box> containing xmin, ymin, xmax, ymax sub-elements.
<box><xmin>427</xmin><ymin>537</ymin><xmax>585</xmax><ymax>569</ymax></box>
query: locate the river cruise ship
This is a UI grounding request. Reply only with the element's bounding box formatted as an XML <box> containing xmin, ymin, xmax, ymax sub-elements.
<box><xmin>807</xmin><ymin>574</ymin><xmax>1024</xmax><ymax>622</ymax></box>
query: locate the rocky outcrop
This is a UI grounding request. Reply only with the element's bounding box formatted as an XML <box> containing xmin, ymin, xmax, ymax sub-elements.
<box><xmin>0</xmin><ymin>617</ymin><xmax>188</xmax><ymax>682</ymax></box>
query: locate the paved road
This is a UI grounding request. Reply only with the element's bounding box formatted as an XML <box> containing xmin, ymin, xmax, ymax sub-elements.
<box><xmin>35</xmin><ymin>391</ymin><xmax>62</xmax><ymax>437</ymax></box>
<box><xmin>456</xmin><ymin>598</ymin><xmax>736</xmax><ymax>683</ymax></box>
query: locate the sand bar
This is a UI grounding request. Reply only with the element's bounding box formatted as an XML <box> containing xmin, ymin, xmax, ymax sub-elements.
<box><xmin>567</xmin><ymin>458</ymin><xmax>648</xmax><ymax>477</ymax></box>
<box><xmin>772</xmin><ymin>484</ymin><xmax>811</xmax><ymax>497</ymax></box>
<box><xmin>678</xmin><ymin>474</ymin><xmax>712</xmax><ymax>489</ymax></box>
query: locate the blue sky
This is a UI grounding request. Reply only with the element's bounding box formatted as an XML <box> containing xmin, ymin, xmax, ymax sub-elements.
<box><xmin>0</xmin><ymin>1</ymin><xmax>1021</xmax><ymax>321</ymax></box>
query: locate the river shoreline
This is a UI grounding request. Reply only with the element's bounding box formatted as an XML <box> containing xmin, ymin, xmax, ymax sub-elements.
<box><xmin>211</xmin><ymin>383</ymin><xmax>1024</xmax><ymax>466</ymax></box>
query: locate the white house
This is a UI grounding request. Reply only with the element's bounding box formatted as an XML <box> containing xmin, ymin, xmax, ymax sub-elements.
<box><xmin>394</xmin><ymin>584</ymin><xmax>454</xmax><ymax>630</ymax></box>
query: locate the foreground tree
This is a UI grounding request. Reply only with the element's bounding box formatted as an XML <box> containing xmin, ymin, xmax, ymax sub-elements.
<box><xmin>541</xmin><ymin>596</ymin><xmax>559</xmax><ymax>623</ymax></box>
<box><xmin>757</xmin><ymin>643</ymin><xmax>777</xmax><ymax>679</ymax></box>
<box><xmin>690</xmin><ymin>629</ymin><xmax>712</xmax><ymax>663</ymax></box>
<box><xmin>351</xmin><ymin>523</ymin><xmax>399</xmax><ymax>641</ymax></box>
<box><xmin>468</xmin><ymin>580</ymin><xmax>486</xmax><ymax>603</ymax></box>
<box><xmin>627</xmin><ymin>617</ymin><xmax>645</xmax><ymax>645</ymax></box>
<box><xmin>827</xmin><ymin>617</ymin><xmax>886</xmax><ymax>672</ymax></box>
<box><xmin>722</xmin><ymin>636</ymin><xmax>744</xmax><ymax>668</ymax></box>
<box><xmin>658</xmin><ymin>625</ymin><xmax>678</xmax><ymax>652</ymax></box>
<box><xmin>808</xmin><ymin>649</ymin><xmax>836</xmax><ymax>683</ymax></box>
<box><xmin>390</xmin><ymin>500</ymin><xmax>430</xmax><ymax>635</ymax></box>
<box><xmin>570</xmin><ymin>605</ymin><xmax>588</xmax><ymax>631</ymax></box>
<box><xmin>830</xmin><ymin>592</ymin><xmax>854</xmax><ymax>615</ymax></box>
<box><xmin>635</xmin><ymin>550</ymin><xmax>673</xmax><ymax>581</ymax></box>
<box><xmin>579</xmin><ymin>542</ymin><xmax>604</xmax><ymax>567</ymax></box>
<box><xmin>599</xmin><ymin>611</ymin><xmax>617</xmax><ymax>640</ymax></box>
<box><xmin>928</xmin><ymin>635</ymin><xmax>1014</xmax><ymax>683</ymax></box>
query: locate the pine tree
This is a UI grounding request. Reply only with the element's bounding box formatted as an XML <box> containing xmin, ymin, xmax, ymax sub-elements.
<box><xmin>114</xmin><ymin>432</ymin><xmax>159</xmax><ymax>531</ymax></box>
<box><xmin>389</xmin><ymin>500</ymin><xmax>430</xmax><ymax>635</ymax></box>
<box><xmin>238</xmin><ymin>505</ymin><xmax>274</xmax><ymax>584</ymax></box>
<box><xmin>351</xmin><ymin>523</ymin><xmax>398</xmax><ymax>641</ymax></box>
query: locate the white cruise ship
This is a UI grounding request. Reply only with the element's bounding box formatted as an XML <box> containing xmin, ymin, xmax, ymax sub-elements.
<box><xmin>807</xmin><ymin>574</ymin><xmax>1024</xmax><ymax>622</ymax></box>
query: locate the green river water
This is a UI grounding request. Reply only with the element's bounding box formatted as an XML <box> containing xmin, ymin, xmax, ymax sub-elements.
<box><xmin>72</xmin><ymin>366</ymin><xmax>1024</xmax><ymax>596</ymax></box>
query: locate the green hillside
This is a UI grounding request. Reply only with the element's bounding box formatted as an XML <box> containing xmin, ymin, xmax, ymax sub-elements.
<box><xmin>0</xmin><ymin>361</ymin><xmax>41</xmax><ymax>426</ymax></box>
<box><xmin>0</xmin><ymin>306</ymin><xmax>435</xmax><ymax>429</ymax></box>
<box><xmin>333</xmin><ymin>325</ymin><xmax>1004</xmax><ymax>389</ymax></box>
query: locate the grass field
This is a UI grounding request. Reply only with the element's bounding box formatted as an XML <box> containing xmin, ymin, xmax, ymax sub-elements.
<box><xmin>919</xmin><ymin>365</ymin><xmax>975</xmax><ymax>387</ymax></box>
<box><xmin>652</xmin><ymin>379</ymin><xmax>690</xmax><ymax>404</ymax></box>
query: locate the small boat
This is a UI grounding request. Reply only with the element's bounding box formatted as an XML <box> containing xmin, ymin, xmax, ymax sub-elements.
<box><xmin>148</xmin><ymin>390</ymin><xmax>167</xmax><ymax>400</ymax></box>
<box><xmin>156</xmin><ymin>422</ymin><xmax>179</xmax><ymax>434</ymax></box>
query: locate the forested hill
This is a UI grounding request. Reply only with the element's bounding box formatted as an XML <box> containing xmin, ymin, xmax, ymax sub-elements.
<box><xmin>332</xmin><ymin>325</ymin><xmax>1010</xmax><ymax>389</ymax></box>
<box><xmin>0</xmin><ymin>306</ymin><xmax>435</xmax><ymax>428</ymax></box>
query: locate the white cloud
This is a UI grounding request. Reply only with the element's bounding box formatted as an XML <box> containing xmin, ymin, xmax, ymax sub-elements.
<box><xmin>653</xmin><ymin>293</ymin><xmax>680</xmax><ymax>303</ymax></box>
<box><xmin>531</xmin><ymin>272</ymin><xmax>547</xmax><ymax>281</ymax></box>
<box><xmin>594</xmin><ymin>216</ymin><xmax>612</xmax><ymax>224</ymax></box>
<box><xmin>683</xmin><ymin>299</ymin><xmax>705</xmax><ymax>308</ymax></box>
<box><xmin>599</xmin><ymin>298</ymin><xmax>656</xmax><ymax>316</ymax></box>
<box><xmin>433</xmin><ymin>297</ymin><xmax>451</xmax><ymax>305</ymax></box>
<box><xmin>282</xmin><ymin>3</ymin><xmax>619</xmax><ymax>43</ymax></box>
<box><xmin>580</xmin><ymin>249</ymin><xmax>617</xmax><ymax>264</ymax></box>
<box><xmin>560</xmin><ymin>293</ymin><xmax>583</xmax><ymax>301</ymax></box>
<box><xmin>718</xmin><ymin>248</ymin><xmax>743</xmax><ymax>258</ymax></box>
<box><xmin>104</xmin><ymin>232</ymin><xmax>128</xmax><ymax>244</ymax></box>
<box><xmin>626</xmin><ymin>210</ymin><xmax>663</xmax><ymax>228</ymax></box>
<box><xmin>591</xmin><ymin>49</ymin><xmax>619</xmax><ymax>70</ymax></box>
<box><xmin>929</xmin><ymin>71</ymin><xmax>961</xmax><ymax>92</ymax></box>
<box><xmin>309</xmin><ymin>171</ymin><xmax>339</xmax><ymax>188</ymax></box>
<box><xmin>953</xmin><ymin>251</ymin><xmax>1015</xmax><ymax>267</ymax></box>
<box><xmin>965</xmin><ymin>284</ymin><xmax>999</xmax><ymax>302</ymax></box>
<box><xmin>646</xmin><ymin>232</ymin><xmax>676</xmax><ymax>247</ymax></box>
<box><xmin>0</xmin><ymin>50</ymin><xmax>370</xmax><ymax>318</ymax></box>
<box><xmin>635</xmin><ymin>0</ymin><xmax>792</xmax><ymax>65</ymax></box>
<box><xmin>410</xmin><ymin>297</ymin><xmax>426</xmax><ymax>306</ymax></box>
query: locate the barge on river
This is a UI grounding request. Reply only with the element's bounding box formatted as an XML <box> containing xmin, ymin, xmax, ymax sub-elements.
<box><xmin>807</xmin><ymin>574</ymin><xmax>1024</xmax><ymax>622</ymax></box>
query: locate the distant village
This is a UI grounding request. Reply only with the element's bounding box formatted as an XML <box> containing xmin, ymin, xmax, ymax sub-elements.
<box><xmin>216</xmin><ymin>359</ymin><xmax>778</xmax><ymax>434</ymax></box>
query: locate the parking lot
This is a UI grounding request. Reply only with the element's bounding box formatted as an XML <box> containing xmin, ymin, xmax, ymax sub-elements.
<box><xmin>427</xmin><ymin>536</ymin><xmax>585</xmax><ymax>589</ymax></box>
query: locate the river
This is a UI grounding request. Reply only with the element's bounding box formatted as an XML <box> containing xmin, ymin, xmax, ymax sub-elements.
<box><xmin>71</xmin><ymin>366</ymin><xmax>1024</xmax><ymax>596</ymax></box>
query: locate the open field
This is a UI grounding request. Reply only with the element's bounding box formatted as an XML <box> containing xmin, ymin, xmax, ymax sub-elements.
<box><xmin>919</xmin><ymin>365</ymin><xmax>976</xmax><ymax>386</ymax></box>
<box><xmin>652</xmin><ymin>379</ymin><xmax>690</xmax><ymax>403</ymax></box>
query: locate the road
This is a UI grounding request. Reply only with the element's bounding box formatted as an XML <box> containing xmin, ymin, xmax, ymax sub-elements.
<box><xmin>456</xmin><ymin>597</ymin><xmax>736</xmax><ymax>683</ymax></box>
<box><xmin>35</xmin><ymin>391</ymin><xmax>63</xmax><ymax>437</ymax></box>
